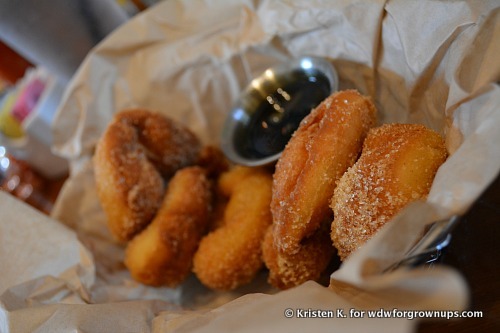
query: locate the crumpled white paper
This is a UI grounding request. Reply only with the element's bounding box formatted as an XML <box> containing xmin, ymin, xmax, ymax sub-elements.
<box><xmin>1</xmin><ymin>0</ymin><xmax>499</xmax><ymax>332</ymax></box>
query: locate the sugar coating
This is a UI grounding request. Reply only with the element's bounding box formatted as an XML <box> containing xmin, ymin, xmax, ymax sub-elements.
<box><xmin>124</xmin><ymin>166</ymin><xmax>212</xmax><ymax>287</ymax></box>
<box><xmin>330</xmin><ymin>123</ymin><xmax>448</xmax><ymax>260</ymax></box>
<box><xmin>94</xmin><ymin>109</ymin><xmax>201</xmax><ymax>242</ymax></box>
<box><xmin>192</xmin><ymin>166</ymin><xmax>273</xmax><ymax>291</ymax></box>
<box><xmin>271</xmin><ymin>89</ymin><xmax>377</xmax><ymax>254</ymax></box>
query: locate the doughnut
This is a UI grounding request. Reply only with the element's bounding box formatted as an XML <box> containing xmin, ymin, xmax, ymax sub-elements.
<box><xmin>195</xmin><ymin>145</ymin><xmax>230</xmax><ymax>178</ymax></box>
<box><xmin>94</xmin><ymin>109</ymin><xmax>201</xmax><ymax>241</ymax></box>
<box><xmin>262</xmin><ymin>225</ymin><xmax>334</xmax><ymax>290</ymax></box>
<box><xmin>330</xmin><ymin>123</ymin><xmax>448</xmax><ymax>260</ymax></box>
<box><xmin>272</xmin><ymin>89</ymin><xmax>377</xmax><ymax>254</ymax></box>
<box><xmin>124</xmin><ymin>166</ymin><xmax>212</xmax><ymax>287</ymax></box>
<box><xmin>192</xmin><ymin>166</ymin><xmax>273</xmax><ymax>291</ymax></box>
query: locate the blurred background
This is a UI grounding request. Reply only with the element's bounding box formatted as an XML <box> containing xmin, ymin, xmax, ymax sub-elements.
<box><xmin>0</xmin><ymin>0</ymin><xmax>161</xmax><ymax>213</ymax></box>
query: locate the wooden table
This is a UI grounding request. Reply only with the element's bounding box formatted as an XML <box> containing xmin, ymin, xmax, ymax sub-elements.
<box><xmin>418</xmin><ymin>173</ymin><xmax>500</xmax><ymax>332</ymax></box>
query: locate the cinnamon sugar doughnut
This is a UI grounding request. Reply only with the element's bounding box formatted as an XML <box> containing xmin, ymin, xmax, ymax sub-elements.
<box><xmin>193</xmin><ymin>166</ymin><xmax>273</xmax><ymax>291</ymax></box>
<box><xmin>94</xmin><ymin>109</ymin><xmax>201</xmax><ymax>241</ymax></box>
<box><xmin>125</xmin><ymin>166</ymin><xmax>212</xmax><ymax>287</ymax></box>
<box><xmin>262</xmin><ymin>225</ymin><xmax>334</xmax><ymax>290</ymax></box>
<box><xmin>272</xmin><ymin>90</ymin><xmax>377</xmax><ymax>254</ymax></box>
<box><xmin>195</xmin><ymin>145</ymin><xmax>230</xmax><ymax>178</ymax></box>
<box><xmin>330</xmin><ymin>123</ymin><xmax>448</xmax><ymax>260</ymax></box>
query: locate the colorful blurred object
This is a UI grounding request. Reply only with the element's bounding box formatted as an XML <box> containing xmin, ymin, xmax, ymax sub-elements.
<box><xmin>0</xmin><ymin>89</ymin><xmax>24</xmax><ymax>138</ymax></box>
<box><xmin>11</xmin><ymin>78</ymin><xmax>45</xmax><ymax>122</ymax></box>
<box><xmin>0</xmin><ymin>146</ymin><xmax>55</xmax><ymax>214</ymax></box>
<box><xmin>0</xmin><ymin>67</ymin><xmax>69</xmax><ymax>178</ymax></box>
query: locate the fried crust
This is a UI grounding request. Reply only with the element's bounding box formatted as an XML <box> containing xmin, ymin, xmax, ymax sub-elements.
<box><xmin>94</xmin><ymin>109</ymin><xmax>201</xmax><ymax>241</ymax></box>
<box><xmin>330</xmin><ymin>123</ymin><xmax>448</xmax><ymax>260</ymax></box>
<box><xmin>262</xmin><ymin>225</ymin><xmax>334</xmax><ymax>290</ymax></box>
<box><xmin>124</xmin><ymin>166</ymin><xmax>212</xmax><ymax>287</ymax></box>
<box><xmin>193</xmin><ymin>166</ymin><xmax>273</xmax><ymax>291</ymax></box>
<box><xmin>272</xmin><ymin>90</ymin><xmax>377</xmax><ymax>254</ymax></box>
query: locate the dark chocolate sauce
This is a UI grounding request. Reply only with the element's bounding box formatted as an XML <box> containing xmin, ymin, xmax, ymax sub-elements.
<box><xmin>235</xmin><ymin>69</ymin><xmax>331</xmax><ymax>159</ymax></box>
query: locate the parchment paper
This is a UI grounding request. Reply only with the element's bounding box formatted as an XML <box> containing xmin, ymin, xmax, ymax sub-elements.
<box><xmin>1</xmin><ymin>0</ymin><xmax>499</xmax><ymax>332</ymax></box>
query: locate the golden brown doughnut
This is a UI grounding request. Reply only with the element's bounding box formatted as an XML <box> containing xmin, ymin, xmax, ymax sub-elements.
<box><xmin>195</xmin><ymin>145</ymin><xmax>230</xmax><ymax>178</ymax></box>
<box><xmin>94</xmin><ymin>109</ymin><xmax>201</xmax><ymax>241</ymax></box>
<box><xmin>262</xmin><ymin>225</ymin><xmax>334</xmax><ymax>290</ymax></box>
<box><xmin>272</xmin><ymin>89</ymin><xmax>377</xmax><ymax>254</ymax></box>
<box><xmin>331</xmin><ymin>123</ymin><xmax>448</xmax><ymax>260</ymax></box>
<box><xmin>124</xmin><ymin>166</ymin><xmax>212</xmax><ymax>287</ymax></box>
<box><xmin>192</xmin><ymin>166</ymin><xmax>273</xmax><ymax>291</ymax></box>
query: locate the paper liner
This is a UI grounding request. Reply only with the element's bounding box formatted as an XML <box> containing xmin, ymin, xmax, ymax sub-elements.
<box><xmin>2</xmin><ymin>1</ymin><xmax>499</xmax><ymax>332</ymax></box>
